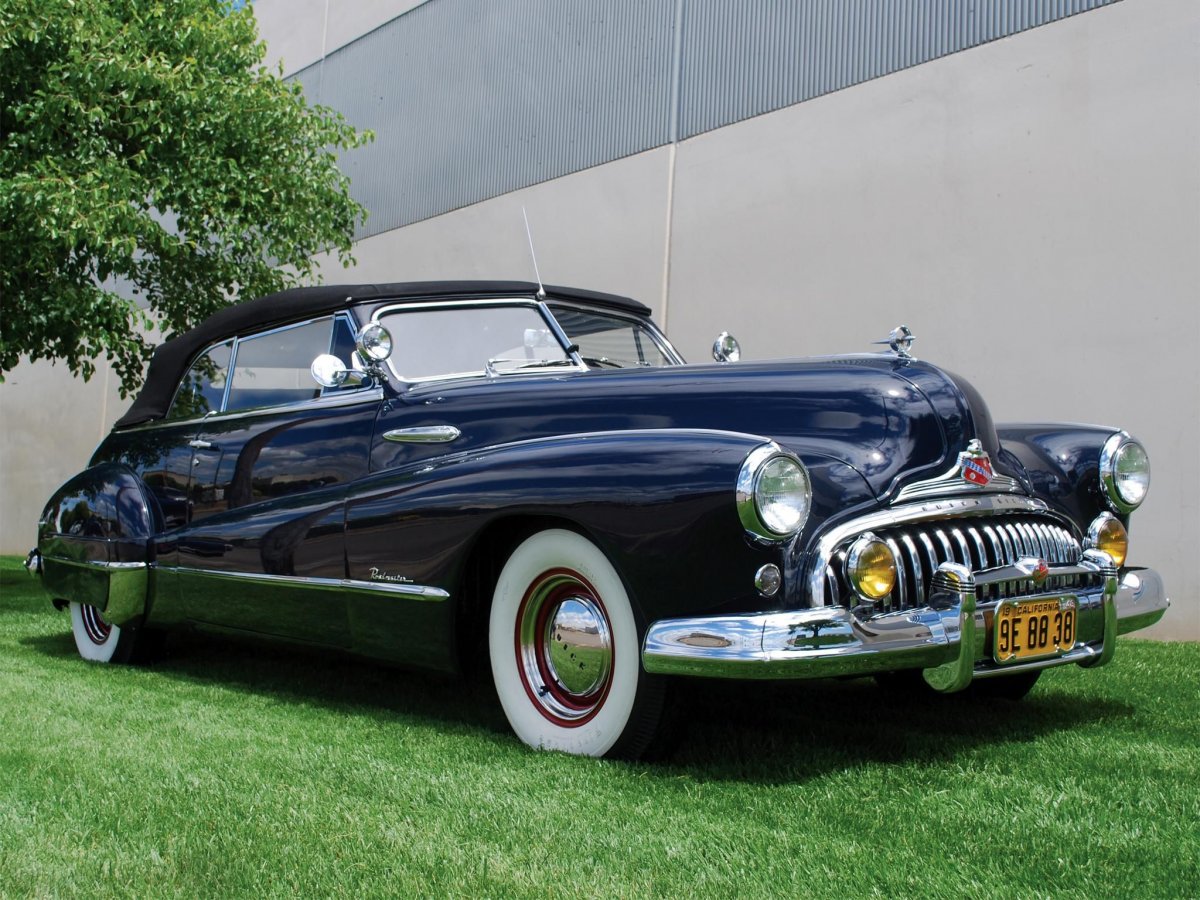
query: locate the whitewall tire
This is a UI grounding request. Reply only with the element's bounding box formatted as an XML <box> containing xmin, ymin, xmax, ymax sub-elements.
<box><xmin>69</xmin><ymin>601</ymin><xmax>134</xmax><ymax>663</ymax></box>
<box><xmin>489</xmin><ymin>529</ymin><xmax>666</xmax><ymax>758</ymax></box>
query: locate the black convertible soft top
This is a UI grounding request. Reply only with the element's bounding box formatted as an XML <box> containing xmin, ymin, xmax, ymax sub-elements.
<box><xmin>113</xmin><ymin>281</ymin><xmax>652</xmax><ymax>429</ymax></box>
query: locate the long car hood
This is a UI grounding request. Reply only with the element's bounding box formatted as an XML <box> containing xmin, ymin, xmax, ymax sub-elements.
<box><xmin>381</xmin><ymin>355</ymin><xmax>1008</xmax><ymax>502</ymax></box>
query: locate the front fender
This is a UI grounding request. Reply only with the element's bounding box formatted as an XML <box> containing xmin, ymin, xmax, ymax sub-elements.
<box><xmin>346</xmin><ymin>429</ymin><xmax>790</xmax><ymax>623</ymax></box>
<box><xmin>36</xmin><ymin>463</ymin><xmax>159</xmax><ymax>625</ymax></box>
<box><xmin>997</xmin><ymin>423</ymin><xmax>1127</xmax><ymax>529</ymax></box>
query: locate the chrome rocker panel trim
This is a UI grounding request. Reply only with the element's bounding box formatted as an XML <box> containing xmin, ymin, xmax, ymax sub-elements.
<box><xmin>643</xmin><ymin>561</ymin><xmax>1168</xmax><ymax>688</ymax></box>
<box><xmin>161</xmin><ymin>566</ymin><xmax>451</xmax><ymax>601</ymax></box>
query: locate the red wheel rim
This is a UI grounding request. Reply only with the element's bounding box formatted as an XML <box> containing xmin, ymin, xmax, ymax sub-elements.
<box><xmin>80</xmin><ymin>604</ymin><xmax>112</xmax><ymax>645</ymax></box>
<box><xmin>514</xmin><ymin>568</ymin><xmax>614</xmax><ymax>728</ymax></box>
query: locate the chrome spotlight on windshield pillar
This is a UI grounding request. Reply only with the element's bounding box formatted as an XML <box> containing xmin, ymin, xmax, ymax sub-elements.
<box><xmin>712</xmin><ymin>332</ymin><xmax>741</xmax><ymax>363</ymax></box>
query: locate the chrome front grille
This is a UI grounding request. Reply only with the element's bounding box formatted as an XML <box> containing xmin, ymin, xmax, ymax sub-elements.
<box><xmin>827</xmin><ymin>513</ymin><xmax>1091</xmax><ymax>611</ymax></box>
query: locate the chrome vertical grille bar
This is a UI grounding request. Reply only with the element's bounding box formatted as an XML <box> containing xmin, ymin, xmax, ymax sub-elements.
<box><xmin>967</xmin><ymin>527</ymin><xmax>990</xmax><ymax>569</ymax></box>
<box><xmin>1004</xmin><ymin>523</ymin><xmax>1024</xmax><ymax>557</ymax></box>
<box><xmin>950</xmin><ymin>528</ymin><xmax>971</xmax><ymax>569</ymax></box>
<box><xmin>934</xmin><ymin>529</ymin><xmax>956</xmax><ymax>564</ymax></box>
<box><xmin>885</xmin><ymin>537</ymin><xmax>907</xmax><ymax>612</ymax></box>
<box><xmin>982</xmin><ymin>524</ymin><xmax>1004</xmax><ymax>564</ymax></box>
<box><xmin>901</xmin><ymin>533</ymin><xmax>925</xmax><ymax>607</ymax></box>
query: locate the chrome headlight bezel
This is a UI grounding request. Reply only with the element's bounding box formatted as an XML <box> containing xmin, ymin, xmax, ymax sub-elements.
<box><xmin>736</xmin><ymin>444</ymin><xmax>812</xmax><ymax>542</ymax></box>
<box><xmin>846</xmin><ymin>532</ymin><xmax>898</xmax><ymax>601</ymax></box>
<box><xmin>1099</xmin><ymin>432</ymin><xmax>1150</xmax><ymax>514</ymax></box>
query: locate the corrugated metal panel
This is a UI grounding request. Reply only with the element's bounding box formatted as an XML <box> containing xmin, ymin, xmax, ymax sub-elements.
<box><xmin>678</xmin><ymin>0</ymin><xmax>1121</xmax><ymax>138</ymax></box>
<box><xmin>292</xmin><ymin>0</ymin><xmax>676</xmax><ymax>239</ymax></box>
<box><xmin>291</xmin><ymin>0</ymin><xmax>1123</xmax><ymax>237</ymax></box>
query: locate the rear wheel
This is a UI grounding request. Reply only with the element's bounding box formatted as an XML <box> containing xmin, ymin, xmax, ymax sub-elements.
<box><xmin>69</xmin><ymin>602</ymin><xmax>138</xmax><ymax>663</ymax></box>
<box><xmin>488</xmin><ymin>529</ymin><xmax>672</xmax><ymax>758</ymax></box>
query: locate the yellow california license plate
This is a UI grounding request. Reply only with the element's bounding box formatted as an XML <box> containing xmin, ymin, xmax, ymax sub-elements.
<box><xmin>994</xmin><ymin>597</ymin><xmax>1077</xmax><ymax>664</ymax></box>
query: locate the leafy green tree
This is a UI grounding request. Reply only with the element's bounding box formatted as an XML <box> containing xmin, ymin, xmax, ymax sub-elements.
<box><xmin>0</xmin><ymin>0</ymin><xmax>371</xmax><ymax>394</ymax></box>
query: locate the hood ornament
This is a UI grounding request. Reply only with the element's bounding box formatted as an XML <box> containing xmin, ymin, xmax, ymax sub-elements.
<box><xmin>960</xmin><ymin>439</ymin><xmax>994</xmax><ymax>486</ymax></box>
<box><xmin>874</xmin><ymin>324</ymin><xmax>915</xmax><ymax>359</ymax></box>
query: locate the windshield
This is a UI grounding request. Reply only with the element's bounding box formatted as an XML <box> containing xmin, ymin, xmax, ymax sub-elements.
<box><xmin>547</xmin><ymin>305</ymin><xmax>677</xmax><ymax>369</ymax></box>
<box><xmin>377</xmin><ymin>304</ymin><xmax>570</xmax><ymax>381</ymax></box>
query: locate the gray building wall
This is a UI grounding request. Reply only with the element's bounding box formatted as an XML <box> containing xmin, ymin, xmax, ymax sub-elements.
<box><xmin>0</xmin><ymin>0</ymin><xmax>1195</xmax><ymax>640</ymax></box>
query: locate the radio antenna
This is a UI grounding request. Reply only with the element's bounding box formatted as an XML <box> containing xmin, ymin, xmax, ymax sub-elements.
<box><xmin>521</xmin><ymin>206</ymin><xmax>546</xmax><ymax>300</ymax></box>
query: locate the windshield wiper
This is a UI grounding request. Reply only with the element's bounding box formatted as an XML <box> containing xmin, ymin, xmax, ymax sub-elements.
<box><xmin>485</xmin><ymin>357</ymin><xmax>576</xmax><ymax>376</ymax></box>
<box><xmin>579</xmin><ymin>356</ymin><xmax>653</xmax><ymax>369</ymax></box>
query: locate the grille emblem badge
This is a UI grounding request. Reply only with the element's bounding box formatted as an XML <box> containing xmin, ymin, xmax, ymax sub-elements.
<box><xmin>959</xmin><ymin>439</ymin><xmax>994</xmax><ymax>486</ymax></box>
<box><xmin>1016</xmin><ymin>556</ymin><xmax>1051</xmax><ymax>585</ymax></box>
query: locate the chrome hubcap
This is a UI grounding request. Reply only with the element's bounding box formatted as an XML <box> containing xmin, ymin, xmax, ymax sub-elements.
<box><xmin>516</xmin><ymin>570</ymin><xmax>614</xmax><ymax>726</ymax></box>
<box><xmin>544</xmin><ymin>596</ymin><xmax>612</xmax><ymax>698</ymax></box>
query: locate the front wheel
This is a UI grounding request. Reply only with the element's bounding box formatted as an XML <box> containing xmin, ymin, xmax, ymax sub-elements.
<box><xmin>488</xmin><ymin>529</ymin><xmax>671</xmax><ymax>758</ymax></box>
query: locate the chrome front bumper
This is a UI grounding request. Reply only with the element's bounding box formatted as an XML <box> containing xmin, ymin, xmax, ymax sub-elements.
<box><xmin>641</xmin><ymin>556</ymin><xmax>1169</xmax><ymax>691</ymax></box>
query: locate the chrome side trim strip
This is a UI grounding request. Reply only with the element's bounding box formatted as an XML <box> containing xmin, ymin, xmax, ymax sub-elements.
<box><xmin>807</xmin><ymin>494</ymin><xmax>1049</xmax><ymax>606</ymax></box>
<box><xmin>383</xmin><ymin>425</ymin><xmax>461</xmax><ymax>443</ymax></box>
<box><xmin>41</xmin><ymin>555</ymin><xmax>148</xmax><ymax>571</ymax></box>
<box><xmin>118</xmin><ymin>388</ymin><xmax>384</xmax><ymax>432</ymax></box>
<box><xmin>164</xmin><ymin>566</ymin><xmax>449</xmax><ymax>601</ymax></box>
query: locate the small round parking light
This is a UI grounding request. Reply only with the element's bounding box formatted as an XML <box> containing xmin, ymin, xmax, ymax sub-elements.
<box><xmin>754</xmin><ymin>564</ymin><xmax>782</xmax><ymax>598</ymax></box>
<box><xmin>1087</xmin><ymin>513</ymin><xmax>1128</xmax><ymax>567</ymax></box>
<box><xmin>357</xmin><ymin>323</ymin><xmax>393</xmax><ymax>362</ymax></box>
<box><xmin>846</xmin><ymin>533</ymin><xmax>897</xmax><ymax>601</ymax></box>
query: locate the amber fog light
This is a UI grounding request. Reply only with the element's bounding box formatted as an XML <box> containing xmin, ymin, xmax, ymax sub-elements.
<box><xmin>846</xmin><ymin>533</ymin><xmax>897</xmax><ymax>601</ymax></box>
<box><xmin>1088</xmin><ymin>513</ymin><xmax>1128</xmax><ymax>566</ymax></box>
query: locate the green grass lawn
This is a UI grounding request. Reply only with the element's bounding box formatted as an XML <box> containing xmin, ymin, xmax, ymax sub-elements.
<box><xmin>1</xmin><ymin>556</ymin><xmax>1196</xmax><ymax>898</ymax></box>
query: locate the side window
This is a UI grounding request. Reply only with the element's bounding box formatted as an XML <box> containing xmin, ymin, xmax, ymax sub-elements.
<box><xmin>225</xmin><ymin>318</ymin><xmax>330</xmax><ymax>413</ymax></box>
<box><xmin>167</xmin><ymin>341</ymin><xmax>232</xmax><ymax>420</ymax></box>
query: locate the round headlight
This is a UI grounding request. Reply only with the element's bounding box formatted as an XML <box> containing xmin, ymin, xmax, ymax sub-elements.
<box><xmin>357</xmin><ymin>323</ymin><xmax>393</xmax><ymax>362</ymax></box>
<box><xmin>736</xmin><ymin>446</ymin><xmax>812</xmax><ymax>541</ymax></box>
<box><xmin>846</xmin><ymin>533</ymin><xmax>897</xmax><ymax>601</ymax></box>
<box><xmin>1087</xmin><ymin>513</ymin><xmax>1128</xmax><ymax>567</ymax></box>
<box><xmin>1099</xmin><ymin>433</ymin><xmax>1149</xmax><ymax>513</ymax></box>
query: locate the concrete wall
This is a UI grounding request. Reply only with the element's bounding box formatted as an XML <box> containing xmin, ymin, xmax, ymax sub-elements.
<box><xmin>0</xmin><ymin>359</ymin><xmax>127</xmax><ymax>554</ymax></box>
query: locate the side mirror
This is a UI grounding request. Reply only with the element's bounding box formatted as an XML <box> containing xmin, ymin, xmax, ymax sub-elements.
<box><xmin>310</xmin><ymin>354</ymin><xmax>367</xmax><ymax>389</ymax></box>
<box><xmin>712</xmin><ymin>331</ymin><xmax>741</xmax><ymax>363</ymax></box>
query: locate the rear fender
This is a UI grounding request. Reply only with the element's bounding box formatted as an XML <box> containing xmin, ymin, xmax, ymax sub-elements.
<box><xmin>37</xmin><ymin>463</ymin><xmax>160</xmax><ymax>625</ymax></box>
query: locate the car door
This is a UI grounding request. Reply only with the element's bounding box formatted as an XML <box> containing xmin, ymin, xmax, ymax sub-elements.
<box><xmin>175</xmin><ymin>314</ymin><xmax>381</xmax><ymax>645</ymax></box>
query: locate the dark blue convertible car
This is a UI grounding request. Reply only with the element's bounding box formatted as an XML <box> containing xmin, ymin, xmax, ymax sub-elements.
<box><xmin>29</xmin><ymin>281</ymin><xmax>1169</xmax><ymax>757</ymax></box>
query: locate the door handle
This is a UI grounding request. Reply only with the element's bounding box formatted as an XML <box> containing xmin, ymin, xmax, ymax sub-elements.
<box><xmin>382</xmin><ymin>426</ymin><xmax>461</xmax><ymax>443</ymax></box>
<box><xmin>188</xmin><ymin>439</ymin><xmax>217</xmax><ymax>450</ymax></box>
